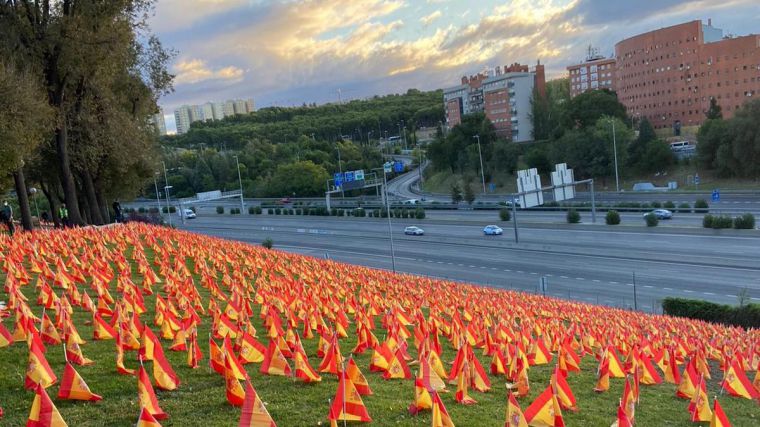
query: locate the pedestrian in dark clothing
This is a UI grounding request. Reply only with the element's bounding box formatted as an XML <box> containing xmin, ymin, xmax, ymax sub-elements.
<box><xmin>2</xmin><ymin>201</ymin><xmax>14</xmax><ymax>235</ymax></box>
<box><xmin>112</xmin><ymin>200</ymin><xmax>122</xmax><ymax>223</ymax></box>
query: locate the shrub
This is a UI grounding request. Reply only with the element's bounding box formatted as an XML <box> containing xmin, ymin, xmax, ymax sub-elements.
<box><xmin>169</xmin><ymin>206</ymin><xmax>176</xmax><ymax>213</ymax></box>
<box><xmin>662</xmin><ymin>297</ymin><xmax>760</xmax><ymax>328</ymax></box>
<box><xmin>274</xmin><ymin>208</ymin><xmax>281</xmax><ymax>215</ymax></box>
<box><xmin>308</xmin><ymin>208</ymin><xmax>315</xmax><ymax>216</ymax></box>
<box><xmin>162</xmin><ymin>206</ymin><xmax>169</xmax><ymax>214</ymax></box>
<box><xmin>138</xmin><ymin>207</ymin><xmax>146</xmax><ymax>213</ymax></box>
<box><xmin>330</xmin><ymin>208</ymin><xmax>338</xmax><ymax>216</ymax></box>
<box><xmin>711</xmin><ymin>215</ymin><xmax>733</xmax><ymax>229</ymax></box>
<box><xmin>694</xmin><ymin>199</ymin><xmax>709</xmax><ymax>213</ymax></box>
<box><xmin>566</xmin><ymin>209</ymin><xmax>581</xmax><ymax>224</ymax></box>
<box><xmin>374</xmin><ymin>209</ymin><xmax>381</xmax><ymax>218</ymax></box>
<box><xmin>230</xmin><ymin>208</ymin><xmax>238</xmax><ymax>215</ymax></box>
<box><xmin>734</xmin><ymin>213</ymin><xmax>755</xmax><ymax>229</ymax></box>
<box><xmin>702</xmin><ymin>214</ymin><xmax>714</xmax><ymax>228</ymax></box>
<box><xmin>644</xmin><ymin>213</ymin><xmax>658</xmax><ymax>227</ymax></box>
<box><xmin>317</xmin><ymin>206</ymin><xmax>329</xmax><ymax>216</ymax></box>
<box><xmin>337</xmin><ymin>209</ymin><xmax>345</xmax><ymax>217</ymax></box>
<box><xmin>651</xmin><ymin>201</ymin><xmax>662</xmax><ymax>209</ymax></box>
<box><xmin>415</xmin><ymin>208</ymin><xmax>425</xmax><ymax>220</ymax></box>
<box><xmin>499</xmin><ymin>208</ymin><xmax>511</xmax><ymax>222</ymax></box>
<box><xmin>640</xmin><ymin>202</ymin><xmax>650</xmax><ymax>210</ymax></box>
<box><xmin>216</xmin><ymin>206</ymin><xmax>224</xmax><ymax>214</ymax></box>
<box><xmin>380</xmin><ymin>208</ymin><xmax>388</xmax><ymax>218</ymax></box>
<box><xmin>677</xmin><ymin>202</ymin><xmax>691</xmax><ymax>213</ymax></box>
<box><xmin>248</xmin><ymin>206</ymin><xmax>256</xmax><ymax>214</ymax></box>
<box><xmin>261</xmin><ymin>238</ymin><xmax>273</xmax><ymax>250</ymax></box>
<box><xmin>267</xmin><ymin>208</ymin><xmax>273</xmax><ymax>215</ymax></box>
<box><xmin>663</xmin><ymin>201</ymin><xmax>675</xmax><ymax>209</ymax></box>
<box><xmin>255</xmin><ymin>206</ymin><xmax>262</xmax><ymax>214</ymax></box>
<box><xmin>605</xmin><ymin>210</ymin><xmax>621</xmax><ymax>225</ymax></box>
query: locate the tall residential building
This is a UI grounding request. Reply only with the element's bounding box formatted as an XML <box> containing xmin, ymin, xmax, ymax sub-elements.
<box><xmin>443</xmin><ymin>62</ymin><xmax>545</xmax><ymax>142</ymax></box>
<box><xmin>615</xmin><ymin>19</ymin><xmax>760</xmax><ymax>131</ymax></box>
<box><xmin>150</xmin><ymin>112</ymin><xmax>167</xmax><ymax>135</ymax></box>
<box><xmin>174</xmin><ymin>105</ymin><xmax>192</xmax><ymax>135</ymax></box>
<box><xmin>567</xmin><ymin>46</ymin><xmax>617</xmax><ymax>98</ymax></box>
<box><xmin>172</xmin><ymin>97</ymin><xmax>256</xmax><ymax>134</ymax></box>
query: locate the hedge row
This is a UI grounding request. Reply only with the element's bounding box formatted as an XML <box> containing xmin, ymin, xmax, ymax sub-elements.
<box><xmin>703</xmin><ymin>213</ymin><xmax>756</xmax><ymax>229</ymax></box>
<box><xmin>662</xmin><ymin>297</ymin><xmax>760</xmax><ymax>329</ymax></box>
<box><xmin>263</xmin><ymin>207</ymin><xmax>426</xmax><ymax>219</ymax></box>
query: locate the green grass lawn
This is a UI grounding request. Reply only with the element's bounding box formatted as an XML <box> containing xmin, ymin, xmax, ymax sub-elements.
<box><xmin>0</xmin><ymin>227</ymin><xmax>759</xmax><ymax>426</ymax></box>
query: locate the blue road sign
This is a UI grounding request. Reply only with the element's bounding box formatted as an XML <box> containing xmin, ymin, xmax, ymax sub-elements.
<box><xmin>489</xmin><ymin>183</ymin><xmax>496</xmax><ymax>193</ymax></box>
<box><xmin>712</xmin><ymin>189</ymin><xmax>720</xmax><ymax>202</ymax></box>
<box><xmin>694</xmin><ymin>174</ymin><xmax>700</xmax><ymax>185</ymax></box>
<box><xmin>394</xmin><ymin>161</ymin><xmax>403</xmax><ymax>173</ymax></box>
<box><xmin>344</xmin><ymin>171</ymin><xmax>354</xmax><ymax>182</ymax></box>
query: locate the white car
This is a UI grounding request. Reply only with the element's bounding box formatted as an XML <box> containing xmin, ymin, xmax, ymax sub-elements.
<box><xmin>483</xmin><ymin>225</ymin><xmax>503</xmax><ymax>235</ymax></box>
<box><xmin>404</xmin><ymin>226</ymin><xmax>424</xmax><ymax>235</ymax></box>
<box><xmin>181</xmin><ymin>208</ymin><xmax>196</xmax><ymax>219</ymax></box>
<box><xmin>505</xmin><ymin>197</ymin><xmax>522</xmax><ymax>207</ymax></box>
<box><xmin>643</xmin><ymin>209</ymin><xmax>672</xmax><ymax>220</ymax></box>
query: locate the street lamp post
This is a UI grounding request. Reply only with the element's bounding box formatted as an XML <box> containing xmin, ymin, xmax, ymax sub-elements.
<box><xmin>473</xmin><ymin>135</ymin><xmax>487</xmax><ymax>193</ymax></box>
<box><xmin>367</xmin><ymin>130</ymin><xmax>372</xmax><ymax>146</ymax></box>
<box><xmin>233</xmin><ymin>155</ymin><xmax>245</xmax><ymax>213</ymax></box>
<box><xmin>162</xmin><ymin>161</ymin><xmax>172</xmax><ymax>226</ymax></box>
<box><xmin>153</xmin><ymin>174</ymin><xmax>162</xmax><ymax>215</ymax></box>
<box><xmin>381</xmin><ymin>163</ymin><xmax>397</xmax><ymax>273</ymax></box>
<box><xmin>608</xmin><ymin>119</ymin><xmax>620</xmax><ymax>193</ymax></box>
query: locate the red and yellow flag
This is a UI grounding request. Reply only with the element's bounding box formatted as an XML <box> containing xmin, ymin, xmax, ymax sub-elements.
<box><xmin>27</xmin><ymin>382</ymin><xmax>67</xmax><ymax>427</ymax></box>
<box><xmin>594</xmin><ymin>350</ymin><xmax>610</xmax><ymax>392</ymax></box>
<box><xmin>294</xmin><ymin>348</ymin><xmax>322</xmax><ymax>383</ymax></box>
<box><xmin>689</xmin><ymin>376</ymin><xmax>712</xmax><ymax>422</ymax></box>
<box><xmin>328</xmin><ymin>370</ymin><xmax>372</xmax><ymax>425</ymax></box>
<box><xmin>431</xmin><ymin>391</ymin><xmax>455</xmax><ymax>427</ymax></box>
<box><xmin>136</xmin><ymin>406</ymin><xmax>163</xmax><ymax>427</ymax></box>
<box><xmin>524</xmin><ymin>384</ymin><xmax>565</xmax><ymax>427</ymax></box>
<box><xmin>65</xmin><ymin>334</ymin><xmax>93</xmax><ymax>366</ymax></box>
<box><xmin>137</xmin><ymin>365</ymin><xmax>168</xmax><ymax>421</ymax></box>
<box><xmin>25</xmin><ymin>339</ymin><xmax>57</xmax><ymax>390</ymax></box>
<box><xmin>721</xmin><ymin>358</ymin><xmax>760</xmax><ymax>400</ymax></box>
<box><xmin>225</xmin><ymin>356</ymin><xmax>246</xmax><ymax>406</ymax></box>
<box><xmin>260</xmin><ymin>339</ymin><xmax>292</xmax><ymax>377</ymax></box>
<box><xmin>239</xmin><ymin>379</ymin><xmax>277</xmax><ymax>427</ymax></box>
<box><xmin>551</xmin><ymin>365</ymin><xmax>578</xmax><ymax>412</ymax></box>
<box><xmin>57</xmin><ymin>363</ymin><xmax>102</xmax><ymax>401</ymax></box>
<box><xmin>710</xmin><ymin>398</ymin><xmax>732</xmax><ymax>427</ymax></box>
<box><xmin>347</xmin><ymin>357</ymin><xmax>372</xmax><ymax>396</ymax></box>
<box><xmin>152</xmin><ymin>345</ymin><xmax>181</xmax><ymax>391</ymax></box>
<box><xmin>408</xmin><ymin>377</ymin><xmax>433</xmax><ymax>415</ymax></box>
<box><xmin>676</xmin><ymin>359</ymin><xmax>699</xmax><ymax>399</ymax></box>
<box><xmin>505</xmin><ymin>392</ymin><xmax>528</xmax><ymax>427</ymax></box>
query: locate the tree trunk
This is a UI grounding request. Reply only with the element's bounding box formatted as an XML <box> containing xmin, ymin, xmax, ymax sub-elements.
<box><xmin>13</xmin><ymin>168</ymin><xmax>34</xmax><ymax>231</ymax></box>
<box><xmin>81</xmin><ymin>169</ymin><xmax>104</xmax><ymax>224</ymax></box>
<box><xmin>95</xmin><ymin>186</ymin><xmax>109</xmax><ymax>223</ymax></box>
<box><xmin>40</xmin><ymin>181</ymin><xmax>60</xmax><ymax>228</ymax></box>
<box><xmin>55</xmin><ymin>125</ymin><xmax>83</xmax><ymax>225</ymax></box>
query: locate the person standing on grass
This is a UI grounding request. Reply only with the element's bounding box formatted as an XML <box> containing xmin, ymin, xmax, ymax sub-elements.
<box><xmin>59</xmin><ymin>204</ymin><xmax>69</xmax><ymax>228</ymax></box>
<box><xmin>112</xmin><ymin>199</ymin><xmax>122</xmax><ymax>223</ymax></box>
<box><xmin>2</xmin><ymin>201</ymin><xmax>14</xmax><ymax>235</ymax></box>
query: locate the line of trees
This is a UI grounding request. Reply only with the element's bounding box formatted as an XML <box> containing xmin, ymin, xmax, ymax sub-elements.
<box><xmin>0</xmin><ymin>1</ymin><xmax>173</xmax><ymax>228</ymax></box>
<box><xmin>697</xmin><ymin>98</ymin><xmax>760</xmax><ymax>177</ymax></box>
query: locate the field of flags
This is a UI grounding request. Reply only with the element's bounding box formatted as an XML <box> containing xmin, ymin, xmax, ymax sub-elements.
<box><xmin>0</xmin><ymin>223</ymin><xmax>758</xmax><ymax>426</ymax></box>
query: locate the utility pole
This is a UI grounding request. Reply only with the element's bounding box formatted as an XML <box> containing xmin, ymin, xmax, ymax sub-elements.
<box><xmin>234</xmin><ymin>155</ymin><xmax>245</xmax><ymax>213</ymax></box>
<box><xmin>153</xmin><ymin>174</ymin><xmax>162</xmax><ymax>214</ymax></box>
<box><xmin>382</xmin><ymin>164</ymin><xmax>397</xmax><ymax>272</ymax></box>
<box><xmin>473</xmin><ymin>135</ymin><xmax>486</xmax><ymax>193</ymax></box>
<box><xmin>609</xmin><ymin>119</ymin><xmax>620</xmax><ymax>192</ymax></box>
<box><xmin>632</xmin><ymin>272</ymin><xmax>638</xmax><ymax>311</ymax></box>
<box><xmin>162</xmin><ymin>161</ymin><xmax>172</xmax><ymax>226</ymax></box>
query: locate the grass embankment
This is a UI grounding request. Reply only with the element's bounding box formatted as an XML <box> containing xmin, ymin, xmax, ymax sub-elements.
<box><xmin>0</xmin><ymin>225</ymin><xmax>758</xmax><ymax>426</ymax></box>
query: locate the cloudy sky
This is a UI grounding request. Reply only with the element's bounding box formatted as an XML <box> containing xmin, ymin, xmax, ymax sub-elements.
<box><xmin>151</xmin><ymin>0</ymin><xmax>760</xmax><ymax>132</ymax></box>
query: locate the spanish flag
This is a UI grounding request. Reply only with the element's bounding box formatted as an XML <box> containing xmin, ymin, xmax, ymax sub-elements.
<box><xmin>238</xmin><ymin>332</ymin><xmax>266</xmax><ymax>364</ymax></box>
<box><xmin>454</xmin><ymin>361</ymin><xmax>476</xmax><ymax>405</ymax></box>
<box><xmin>136</xmin><ymin>406</ymin><xmax>163</xmax><ymax>427</ymax></box>
<box><xmin>92</xmin><ymin>313</ymin><xmax>116</xmax><ymax>341</ymax></box>
<box><xmin>225</xmin><ymin>356</ymin><xmax>246</xmax><ymax>406</ymax></box>
<box><xmin>689</xmin><ymin>375</ymin><xmax>712</xmax><ymax>422</ymax></box>
<box><xmin>594</xmin><ymin>350</ymin><xmax>610</xmax><ymax>392</ymax></box>
<box><xmin>524</xmin><ymin>385</ymin><xmax>565</xmax><ymax>427</ymax></box>
<box><xmin>551</xmin><ymin>365</ymin><xmax>578</xmax><ymax>412</ymax></box>
<box><xmin>137</xmin><ymin>365</ymin><xmax>168</xmax><ymax>420</ymax></box>
<box><xmin>57</xmin><ymin>362</ymin><xmax>102</xmax><ymax>401</ymax></box>
<box><xmin>25</xmin><ymin>339</ymin><xmax>57</xmax><ymax>390</ymax></box>
<box><xmin>260</xmin><ymin>339</ymin><xmax>291</xmax><ymax>377</ymax></box>
<box><xmin>0</xmin><ymin>321</ymin><xmax>13</xmax><ymax>348</ymax></box>
<box><xmin>328</xmin><ymin>369</ymin><xmax>372</xmax><ymax>426</ymax></box>
<box><xmin>27</xmin><ymin>382</ymin><xmax>67</xmax><ymax>427</ymax></box>
<box><xmin>294</xmin><ymin>347</ymin><xmax>322</xmax><ymax>383</ymax></box>
<box><xmin>239</xmin><ymin>379</ymin><xmax>276</xmax><ymax>427</ymax></box>
<box><xmin>710</xmin><ymin>398</ymin><xmax>731</xmax><ymax>427</ymax></box>
<box><xmin>408</xmin><ymin>377</ymin><xmax>433</xmax><ymax>415</ymax></box>
<box><xmin>721</xmin><ymin>358</ymin><xmax>760</xmax><ymax>400</ymax></box>
<box><xmin>64</xmin><ymin>334</ymin><xmax>93</xmax><ymax>366</ymax></box>
<box><xmin>383</xmin><ymin>348</ymin><xmax>412</xmax><ymax>380</ymax></box>
<box><xmin>347</xmin><ymin>357</ymin><xmax>372</xmax><ymax>396</ymax></box>
<box><xmin>505</xmin><ymin>391</ymin><xmax>528</xmax><ymax>427</ymax></box>
<box><xmin>152</xmin><ymin>345</ymin><xmax>181</xmax><ymax>391</ymax></box>
<box><xmin>431</xmin><ymin>391</ymin><xmax>455</xmax><ymax>427</ymax></box>
<box><xmin>676</xmin><ymin>359</ymin><xmax>699</xmax><ymax>399</ymax></box>
<box><xmin>209</xmin><ymin>337</ymin><xmax>226</xmax><ymax>376</ymax></box>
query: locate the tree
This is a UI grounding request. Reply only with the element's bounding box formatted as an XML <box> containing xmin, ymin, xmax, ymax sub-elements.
<box><xmin>523</xmin><ymin>144</ymin><xmax>551</xmax><ymax>175</ymax></box>
<box><xmin>706</xmin><ymin>97</ymin><xmax>723</xmax><ymax>120</ymax></box>
<box><xmin>463</xmin><ymin>180</ymin><xmax>476</xmax><ymax>205</ymax></box>
<box><xmin>267</xmin><ymin>161</ymin><xmax>329</xmax><ymax>197</ymax></box>
<box><xmin>0</xmin><ymin>62</ymin><xmax>54</xmax><ymax>230</ymax></box>
<box><xmin>697</xmin><ymin>118</ymin><xmax>728</xmax><ymax>170</ymax></box>
<box><xmin>427</xmin><ymin>113</ymin><xmax>496</xmax><ymax>174</ymax></box>
<box><xmin>531</xmin><ymin>78</ymin><xmax>569</xmax><ymax>140</ymax></box>
<box><xmin>450</xmin><ymin>182</ymin><xmax>463</xmax><ymax>204</ymax></box>
<box><xmin>627</xmin><ymin>118</ymin><xmax>661</xmax><ymax>172</ymax></box>
<box><xmin>562</xmin><ymin>89</ymin><xmax>627</xmax><ymax>129</ymax></box>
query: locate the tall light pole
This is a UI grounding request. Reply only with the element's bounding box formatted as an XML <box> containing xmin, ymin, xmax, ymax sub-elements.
<box><xmin>233</xmin><ymin>155</ymin><xmax>244</xmax><ymax>213</ymax></box>
<box><xmin>162</xmin><ymin>161</ymin><xmax>172</xmax><ymax>226</ymax></box>
<box><xmin>367</xmin><ymin>130</ymin><xmax>372</xmax><ymax>146</ymax></box>
<box><xmin>473</xmin><ymin>135</ymin><xmax>487</xmax><ymax>193</ymax></box>
<box><xmin>153</xmin><ymin>173</ymin><xmax>162</xmax><ymax>215</ymax></box>
<box><xmin>381</xmin><ymin>163</ymin><xmax>397</xmax><ymax>273</ymax></box>
<box><xmin>608</xmin><ymin>119</ymin><xmax>620</xmax><ymax>192</ymax></box>
<box><xmin>401</xmin><ymin>120</ymin><xmax>407</xmax><ymax>151</ymax></box>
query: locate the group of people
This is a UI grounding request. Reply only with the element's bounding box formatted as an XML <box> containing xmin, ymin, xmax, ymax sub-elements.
<box><xmin>1</xmin><ymin>199</ymin><xmax>123</xmax><ymax>235</ymax></box>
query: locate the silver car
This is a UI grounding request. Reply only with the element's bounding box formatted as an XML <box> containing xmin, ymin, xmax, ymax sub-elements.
<box><xmin>644</xmin><ymin>209</ymin><xmax>673</xmax><ymax>220</ymax></box>
<box><xmin>404</xmin><ymin>226</ymin><xmax>424</xmax><ymax>235</ymax></box>
<box><xmin>483</xmin><ymin>225</ymin><xmax>503</xmax><ymax>235</ymax></box>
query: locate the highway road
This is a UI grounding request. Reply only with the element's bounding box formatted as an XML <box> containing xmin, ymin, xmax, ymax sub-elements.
<box><xmin>177</xmin><ymin>215</ymin><xmax>760</xmax><ymax>311</ymax></box>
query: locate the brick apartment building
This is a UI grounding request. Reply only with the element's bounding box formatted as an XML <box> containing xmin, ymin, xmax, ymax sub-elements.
<box><xmin>443</xmin><ymin>62</ymin><xmax>545</xmax><ymax>142</ymax></box>
<box><xmin>615</xmin><ymin>20</ymin><xmax>760</xmax><ymax>131</ymax></box>
<box><xmin>567</xmin><ymin>46</ymin><xmax>617</xmax><ymax>98</ymax></box>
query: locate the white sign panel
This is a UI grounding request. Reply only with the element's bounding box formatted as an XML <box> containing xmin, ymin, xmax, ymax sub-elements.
<box><xmin>196</xmin><ymin>190</ymin><xmax>223</xmax><ymax>201</ymax></box>
<box><xmin>551</xmin><ymin>163</ymin><xmax>575</xmax><ymax>202</ymax></box>
<box><xmin>516</xmin><ymin>168</ymin><xmax>543</xmax><ymax>208</ymax></box>
<box><xmin>354</xmin><ymin>170</ymin><xmax>365</xmax><ymax>181</ymax></box>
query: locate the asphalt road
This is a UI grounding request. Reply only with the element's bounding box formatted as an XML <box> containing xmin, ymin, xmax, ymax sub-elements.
<box><xmin>177</xmin><ymin>215</ymin><xmax>760</xmax><ymax>311</ymax></box>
